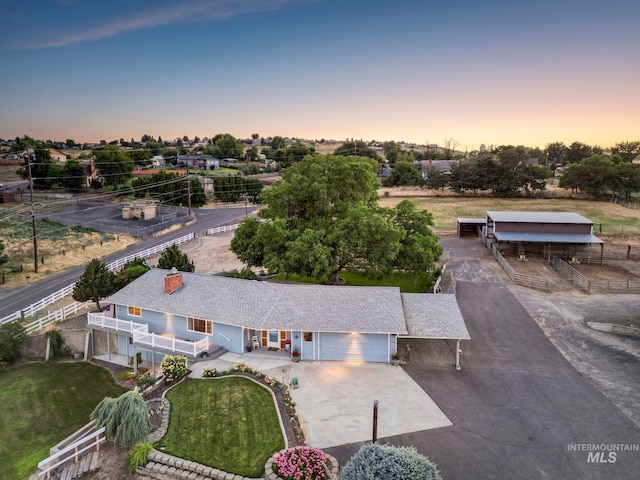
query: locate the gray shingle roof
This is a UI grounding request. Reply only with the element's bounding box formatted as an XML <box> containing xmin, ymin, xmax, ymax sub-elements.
<box><xmin>401</xmin><ymin>293</ymin><xmax>470</xmax><ymax>340</ymax></box>
<box><xmin>105</xmin><ymin>269</ymin><xmax>408</xmax><ymax>334</ymax></box>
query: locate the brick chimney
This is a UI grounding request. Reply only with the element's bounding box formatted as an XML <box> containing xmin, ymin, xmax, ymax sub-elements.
<box><xmin>428</xmin><ymin>159</ymin><xmax>433</xmax><ymax>171</ymax></box>
<box><xmin>164</xmin><ymin>267</ymin><xmax>183</xmax><ymax>295</ymax></box>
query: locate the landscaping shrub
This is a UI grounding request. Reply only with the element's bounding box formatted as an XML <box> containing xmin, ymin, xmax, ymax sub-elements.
<box><xmin>132</xmin><ymin>371</ymin><xmax>158</xmax><ymax>390</ymax></box>
<box><xmin>126</xmin><ymin>441</ymin><xmax>153</xmax><ymax>472</ymax></box>
<box><xmin>0</xmin><ymin>322</ymin><xmax>26</xmax><ymax>368</ymax></box>
<box><xmin>160</xmin><ymin>355</ymin><xmax>188</xmax><ymax>383</ymax></box>
<box><xmin>273</xmin><ymin>447</ymin><xmax>328</xmax><ymax>480</ymax></box>
<box><xmin>45</xmin><ymin>329</ymin><xmax>72</xmax><ymax>360</ymax></box>
<box><xmin>339</xmin><ymin>443</ymin><xmax>442</xmax><ymax>480</ymax></box>
<box><xmin>90</xmin><ymin>391</ymin><xmax>151</xmax><ymax>449</ymax></box>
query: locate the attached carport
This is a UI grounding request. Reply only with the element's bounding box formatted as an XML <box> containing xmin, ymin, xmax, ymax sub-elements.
<box><xmin>400</xmin><ymin>293</ymin><xmax>471</xmax><ymax>369</ymax></box>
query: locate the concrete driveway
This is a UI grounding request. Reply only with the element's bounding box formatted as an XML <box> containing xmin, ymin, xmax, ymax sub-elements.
<box><xmin>288</xmin><ymin>361</ymin><xmax>451</xmax><ymax>449</ymax></box>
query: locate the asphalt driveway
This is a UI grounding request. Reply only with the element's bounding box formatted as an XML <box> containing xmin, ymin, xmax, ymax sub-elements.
<box><xmin>325</xmin><ymin>281</ymin><xmax>640</xmax><ymax>479</ymax></box>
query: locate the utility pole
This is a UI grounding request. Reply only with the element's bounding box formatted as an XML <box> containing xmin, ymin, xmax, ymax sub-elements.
<box><xmin>26</xmin><ymin>151</ymin><xmax>38</xmax><ymax>273</ymax></box>
<box><xmin>186</xmin><ymin>162</ymin><xmax>191</xmax><ymax>216</ymax></box>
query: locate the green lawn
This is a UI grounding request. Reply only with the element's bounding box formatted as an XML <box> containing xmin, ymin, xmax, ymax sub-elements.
<box><xmin>0</xmin><ymin>362</ymin><xmax>127</xmax><ymax>480</ymax></box>
<box><xmin>272</xmin><ymin>271</ymin><xmax>432</xmax><ymax>293</ymax></box>
<box><xmin>159</xmin><ymin>377</ymin><xmax>285</xmax><ymax>478</ymax></box>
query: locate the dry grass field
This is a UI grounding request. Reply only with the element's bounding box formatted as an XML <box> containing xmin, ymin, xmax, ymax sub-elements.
<box><xmin>0</xmin><ymin>227</ymin><xmax>137</xmax><ymax>289</ymax></box>
<box><xmin>378</xmin><ymin>186</ymin><xmax>640</xmax><ymax>236</ymax></box>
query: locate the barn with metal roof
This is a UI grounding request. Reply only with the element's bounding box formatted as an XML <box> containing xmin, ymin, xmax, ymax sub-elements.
<box><xmin>483</xmin><ymin>211</ymin><xmax>604</xmax><ymax>259</ymax></box>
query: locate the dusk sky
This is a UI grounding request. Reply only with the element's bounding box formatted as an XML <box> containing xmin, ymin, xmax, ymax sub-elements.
<box><xmin>1</xmin><ymin>0</ymin><xmax>638</xmax><ymax>150</ymax></box>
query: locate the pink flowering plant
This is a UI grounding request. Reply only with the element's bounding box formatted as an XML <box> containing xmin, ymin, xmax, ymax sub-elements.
<box><xmin>273</xmin><ymin>447</ymin><xmax>328</xmax><ymax>480</ymax></box>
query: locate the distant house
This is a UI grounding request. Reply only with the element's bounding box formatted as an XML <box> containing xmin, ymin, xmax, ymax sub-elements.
<box><xmin>177</xmin><ymin>155</ymin><xmax>220</xmax><ymax>170</ymax></box>
<box><xmin>420</xmin><ymin>160</ymin><xmax>455</xmax><ymax>179</ymax></box>
<box><xmin>152</xmin><ymin>155</ymin><xmax>165</xmax><ymax>168</ymax></box>
<box><xmin>48</xmin><ymin>149</ymin><xmax>67</xmax><ymax>163</ymax></box>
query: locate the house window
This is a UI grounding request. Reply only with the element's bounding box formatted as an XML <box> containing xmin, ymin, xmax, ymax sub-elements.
<box><xmin>128</xmin><ymin>306</ymin><xmax>141</xmax><ymax>317</ymax></box>
<box><xmin>304</xmin><ymin>332</ymin><xmax>313</xmax><ymax>342</ymax></box>
<box><xmin>188</xmin><ymin>317</ymin><xmax>213</xmax><ymax>335</ymax></box>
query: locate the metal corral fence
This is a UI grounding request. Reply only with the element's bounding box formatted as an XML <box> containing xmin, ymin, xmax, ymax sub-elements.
<box><xmin>549</xmin><ymin>256</ymin><xmax>590</xmax><ymax>292</ymax></box>
<box><xmin>0</xmin><ymin>225</ymin><xmax>239</xmax><ymax>330</ymax></box>
<box><xmin>491</xmin><ymin>245</ymin><xmax>570</xmax><ymax>292</ymax></box>
<box><xmin>549</xmin><ymin>255</ymin><xmax>640</xmax><ymax>293</ymax></box>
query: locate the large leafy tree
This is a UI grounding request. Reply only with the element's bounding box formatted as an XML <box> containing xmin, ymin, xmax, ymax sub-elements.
<box><xmin>334</xmin><ymin>140</ymin><xmax>382</xmax><ymax>163</ymax></box>
<box><xmin>60</xmin><ymin>159</ymin><xmax>86</xmax><ymax>191</ymax></box>
<box><xmin>231</xmin><ymin>154</ymin><xmax>441</xmax><ymax>284</ymax></box>
<box><xmin>566</xmin><ymin>141</ymin><xmax>593</xmax><ymax>164</ymax></box>
<box><xmin>544</xmin><ymin>141</ymin><xmax>567</xmax><ymax>167</ymax></box>
<box><xmin>278</xmin><ymin>142</ymin><xmax>316</xmax><ymax>169</ymax></box>
<box><xmin>560</xmin><ymin>154</ymin><xmax>639</xmax><ymax>199</ymax></box>
<box><xmin>72</xmin><ymin>259</ymin><xmax>117</xmax><ymax>310</ymax></box>
<box><xmin>17</xmin><ymin>145</ymin><xmax>57</xmax><ymax>189</ymax></box>
<box><xmin>94</xmin><ymin>145</ymin><xmax>134</xmax><ymax>188</ymax></box>
<box><xmin>392</xmin><ymin>200</ymin><xmax>443</xmax><ymax>277</ymax></box>
<box><xmin>384</xmin><ymin>154</ymin><xmax>423</xmax><ymax>187</ymax></box>
<box><xmin>611</xmin><ymin>141</ymin><xmax>640</xmax><ymax>163</ymax></box>
<box><xmin>206</xmin><ymin>133</ymin><xmax>243</xmax><ymax>159</ymax></box>
<box><xmin>157</xmin><ymin>244</ymin><xmax>195</xmax><ymax>272</ymax></box>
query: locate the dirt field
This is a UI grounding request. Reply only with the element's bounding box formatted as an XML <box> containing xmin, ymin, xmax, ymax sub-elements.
<box><xmin>0</xmin><ymin>232</ymin><xmax>138</xmax><ymax>289</ymax></box>
<box><xmin>145</xmin><ymin>231</ymin><xmax>245</xmax><ymax>274</ymax></box>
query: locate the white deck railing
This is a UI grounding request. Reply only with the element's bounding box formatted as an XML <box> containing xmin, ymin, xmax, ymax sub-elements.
<box><xmin>88</xmin><ymin>312</ymin><xmax>209</xmax><ymax>356</ymax></box>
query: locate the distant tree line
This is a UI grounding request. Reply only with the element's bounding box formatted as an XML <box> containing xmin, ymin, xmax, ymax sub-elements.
<box><xmin>212</xmin><ymin>176</ymin><xmax>263</xmax><ymax>203</ymax></box>
<box><xmin>131</xmin><ymin>171</ymin><xmax>206</xmax><ymax>207</ymax></box>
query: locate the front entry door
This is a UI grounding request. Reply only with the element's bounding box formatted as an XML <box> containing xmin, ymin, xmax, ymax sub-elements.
<box><xmin>267</xmin><ymin>330</ymin><xmax>280</xmax><ymax>349</ymax></box>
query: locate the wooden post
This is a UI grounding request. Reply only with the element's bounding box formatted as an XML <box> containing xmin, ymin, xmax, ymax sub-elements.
<box><xmin>372</xmin><ymin>400</ymin><xmax>379</xmax><ymax>443</ymax></box>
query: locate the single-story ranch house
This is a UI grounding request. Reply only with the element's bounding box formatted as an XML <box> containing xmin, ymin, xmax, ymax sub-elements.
<box><xmin>88</xmin><ymin>268</ymin><xmax>470</xmax><ymax>367</ymax></box>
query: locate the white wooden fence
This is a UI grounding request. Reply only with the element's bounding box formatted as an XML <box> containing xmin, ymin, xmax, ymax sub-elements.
<box><xmin>37</xmin><ymin>423</ymin><xmax>105</xmax><ymax>478</ymax></box>
<box><xmin>1</xmin><ymin>225</ymin><xmax>238</xmax><ymax>331</ymax></box>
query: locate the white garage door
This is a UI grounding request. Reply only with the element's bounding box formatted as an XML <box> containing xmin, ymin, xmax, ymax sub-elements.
<box><xmin>319</xmin><ymin>333</ymin><xmax>389</xmax><ymax>362</ymax></box>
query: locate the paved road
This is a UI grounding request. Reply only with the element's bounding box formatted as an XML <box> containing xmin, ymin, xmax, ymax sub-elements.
<box><xmin>0</xmin><ymin>207</ymin><xmax>248</xmax><ymax>319</ymax></box>
<box><xmin>326</xmin><ymin>282</ymin><xmax>640</xmax><ymax>479</ymax></box>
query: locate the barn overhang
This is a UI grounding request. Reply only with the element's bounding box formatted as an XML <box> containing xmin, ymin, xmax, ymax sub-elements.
<box><xmin>493</xmin><ymin>232</ymin><xmax>604</xmax><ymax>244</ymax></box>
